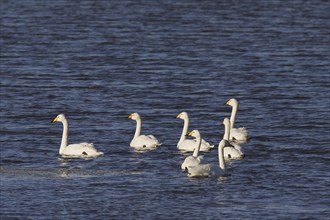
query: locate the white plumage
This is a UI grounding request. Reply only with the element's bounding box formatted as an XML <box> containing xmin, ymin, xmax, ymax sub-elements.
<box><xmin>128</xmin><ymin>112</ymin><xmax>161</xmax><ymax>150</ymax></box>
<box><xmin>52</xmin><ymin>114</ymin><xmax>104</xmax><ymax>158</ymax></box>
<box><xmin>176</xmin><ymin>112</ymin><xmax>214</xmax><ymax>152</ymax></box>
<box><xmin>181</xmin><ymin>130</ymin><xmax>204</xmax><ymax>170</ymax></box>
<box><xmin>187</xmin><ymin>139</ymin><xmax>227</xmax><ymax>178</ymax></box>
<box><xmin>222</xmin><ymin>118</ymin><xmax>245</xmax><ymax>160</ymax></box>
<box><xmin>226</xmin><ymin>98</ymin><xmax>249</xmax><ymax>143</ymax></box>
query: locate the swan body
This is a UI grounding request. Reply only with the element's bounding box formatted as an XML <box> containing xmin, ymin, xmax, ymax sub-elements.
<box><xmin>181</xmin><ymin>130</ymin><xmax>204</xmax><ymax>170</ymax></box>
<box><xmin>128</xmin><ymin>113</ymin><xmax>161</xmax><ymax>150</ymax></box>
<box><xmin>176</xmin><ymin>112</ymin><xmax>214</xmax><ymax>152</ymax></box>
<box><xmin>226</xmin><ymin>98</ymin><xmax>249</xmax><ymax>143</ymax></box>
<box><xmin>222</xmin><ymin>118</ymin><xmax>244</xmax><ymax>160</ymax></box>
<box><xmin>187</xmin><ymin>139</ymin><xmax>227</xmax><ymax>178</ymax></box>
<box><xmin>52</xmin><ymin>114</ymin><xmax>104</xmax><ymax>158</ymax></box>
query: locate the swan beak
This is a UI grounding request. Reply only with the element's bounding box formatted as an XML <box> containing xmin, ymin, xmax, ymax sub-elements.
<box><xmin>52</xmin><ymin>117</ymin><xmax>58</xmax><ymax>123</ymax></box>
<box><xmin>187</xmin><ymin>131</ymin><xmax>193</xmax><ymax>136</ymax></box>
<box><xmin>176</xmin><ymin>114</ymin><xmax>181</xmax><ymax>118</ymax></box>
<box><xmin>128</xmin><ymin>114</ymin><xmax>133</xmax><ymax>119</ymax></box>
<box><xmin>225</xmin><ymin>100</ymin><xmax>231</xmax><ymax>105</ymax></box>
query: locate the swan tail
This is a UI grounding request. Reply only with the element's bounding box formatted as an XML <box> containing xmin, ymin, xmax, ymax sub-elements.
<box><xmin>197</xmin><ymin>155</ymin><xmax>204</xmax><ymax>162</ymax></box>
<box><xmin>230</xmin><ymin>127</ymin><xmax>249</xmax><ymax>143</ymax></box>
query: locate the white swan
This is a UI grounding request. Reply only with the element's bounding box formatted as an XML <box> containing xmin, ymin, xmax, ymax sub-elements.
<box><xmin>187</xmin><ymin>139</ymin><xmax>227</xmax><ymax>178</ymax></box>
<box><xmin>176</xmin><ymin>112</ymin><xmax>214</xmax><ymax>152</ymax></box>
<box><xmin>222</xmin><ymin>118</ymin><xmax>244</xmax><ymax>160</ymax></box>
<box><xmin>52</xmin><ymin>114</ymin><xmax>104</xmax><ymax>158</ymax></box>
<box><xmin>226</xmin><ymin>98</ymin><xmax>249</xmax><ymax>143</ymax></box>
<box><xmin>128</xmin><ymin>113</ymin><xmax>161</xmax><ymax>150</ymax></box>
<box><xmin>181</xmin><ymin>130</ymin><xmax>204</xmax><ymax>170</ymax></box>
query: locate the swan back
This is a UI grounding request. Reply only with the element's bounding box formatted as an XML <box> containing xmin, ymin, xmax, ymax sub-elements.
<box><xmin>130</xmin><ymin>135</ymin><xmax>160</xmax><ymax>149</ymax></box>
<box><xmin>62</xmin><ymin>143</ymin><xmax>104</xmax><ymax>158</ymax></box>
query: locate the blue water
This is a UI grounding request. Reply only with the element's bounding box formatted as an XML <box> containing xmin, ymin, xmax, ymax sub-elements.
<box><xmin>1</xmin><ymin>0</ymin><xmax>329</xmax><ymax>219</ymax></box>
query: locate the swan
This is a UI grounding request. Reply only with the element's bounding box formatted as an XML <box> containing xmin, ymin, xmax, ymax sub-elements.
<box><xmin>128</xmin><ymin>113</ymin><xmax>161</xmax><ymax>150</ymax></box>
<box><xmin>181</xmin><ymin>130</ymin><xmax>204</xmax><ymax>170</ymax></box>
<box><xmin>187</xmin><ymin>139</ymin><xmax>227</xmax><ymax>178</ymax></box>
<box><xmin>222</xmin><ymin>118</ymin><xmax>244</xmax><ymax>160</ymax></box>
<box><xmin>176</xmin><ymin>112</ymin><xmax>214</xmax><ymax>152</ymax></box>
<box><xmin>226</xmin><ymin>98</ymin><xmax>249</xmax><ymax>143</ymax></box>
<box><xmin>52</xmin><ymin>114</ymin><xmax>104</xmax><ymax>158</ymax></box>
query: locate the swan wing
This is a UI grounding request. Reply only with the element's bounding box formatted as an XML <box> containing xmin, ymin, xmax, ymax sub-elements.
<box><xmin>177</xmin><ymin>139</ymin><xmax>196</xmax><ymax>151</ymax></box>
<box><xmin>229</xmin><ymin>141</ymin><xmax>242</xmax><ymax>151</ymax></box>
<box><xmin>130</xmin><ymin>135</ymin><xmax>161</xmax><ymax>149</ymax></box>
<box><xmin>200</xmin><ymin>138</ymin><xmax>214</xmax><ymax>151</ymax></box>
<box><xmin>197</xmin><ymin>155</ymin><xmax>204</xmax><ymax>162</ymax></box>
<box><xmin>62</xmin><ymin>143</ymin><xmax>104</xmax><ymax>158</ymax></box>
<box><xmin>223</xmin><ymin>145</ymin><xmax>244</xmax><ymax>160</ymax></box>
<box><xmin>181</xmin><ymin>156</ymin><xmax>202</xmax><ymax>170</ymax></box>
<box><xmin>187</xmin><ymin>163</ymin><xmax>212</xmax><ymax>178</ymax></box>
<box><xmin>230</xmin><ymin>127</ymin><xmax>249</xmax><ymax>143</ymax></box>
<box><xmin>188</xmin><ymin>164</ymin><xmax>225</xmax><ymax>178</ymax></box>
<box><xmin>178</xmin><ymin>139</ymin><xmax>213</xmax><ymax>152</ymax></box>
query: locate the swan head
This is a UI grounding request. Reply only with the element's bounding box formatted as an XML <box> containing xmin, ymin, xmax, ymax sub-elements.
<box><xmin>176</xmin><ymin>112</ymin><xmax>188</xmax><ymax>120</ymax></box>
<box><xmin>52</xmin><ymin>114</ymin><xmax>66</xmax><ymax>123</ymax></box>
<box><xmin>226</xmin><ymin>98</ymin><xmax>238</xmax><ymax>107</ymax></box>
<box><xmin>187</xmin><ymin>130</ymin><xmax>200</xmax><ymax>138</ymax></box>
<box><xmin>222</xmin><ymin>118</ymin><xmax>230</xmax><ymax>127</ymax></box>
<box><xmin>128</xmin><ymin>112</ymin><xmax>141</xmax><ymax>120</ymax></box>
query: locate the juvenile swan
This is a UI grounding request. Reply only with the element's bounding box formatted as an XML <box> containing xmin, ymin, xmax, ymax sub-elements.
<box><xmin>176</xmin><ymin>112</ymin><xmax>214</xmax><ymax>152</ymax></box>
<box><xmin>128</xmin><ymin>113</ymin><xmax>161</xmax><ymax>150</ymax></box>
<box><xmin>52</xmin><ymin>114</ymin><xmax>104</xmax><ymax>158</ymax></box>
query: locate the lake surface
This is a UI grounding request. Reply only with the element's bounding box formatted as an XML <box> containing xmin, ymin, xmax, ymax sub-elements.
<box><xmin>1</xmin><ymin>0</ymin><xmax>329</xmax><ymax>219</ymax></box>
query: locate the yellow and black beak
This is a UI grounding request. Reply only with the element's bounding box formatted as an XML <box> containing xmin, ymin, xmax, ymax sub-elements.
<box><xmin>187</xmin><ymin>131</ymin><xmax>193</xmax><ymax>136</ymax></box>
<box><xmin>176</xmin><ymin>114</ymin><xmax>181</xmax><ymax>119</ymax></box>
<box><xmin>52</xmin><ymin>117</ymin><xmax>58</xmax><ymax>123</ymax></box>
<box><xmin>225</xmin><ymin>100</ymin><xmax>231</xmax><ymax>105</ymax></box>
<box><xmin>128</xmin><ymin>114</ymin><xmax>133</xmax><ymax>119</ymax></box>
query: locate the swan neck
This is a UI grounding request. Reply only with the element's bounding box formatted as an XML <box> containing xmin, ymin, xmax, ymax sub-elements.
<box><xmin>178</xmin><ymin>118</ymin><xmax>189</xmax><ymax>145</ymax></box>
<box><xmin>134</xmin><ymin>119</ymin><xmax>142</xmax><ymax>139</ymax></box>
<box><xmin>223</xmin><ymin>121</ymin><xmax>230</xmax><ymax>141</ymax></box>
<box><xmin>192</xmin><ymin>135</ymin><xmax>201</xmax><ymax>158</ymax></box>
<box><xmin>60</xmin><ymin>119</ymin><xmax>69</xmax><ymax>154</ymax></box>
<box><xmin>230</xmin><ymin>104</ymin><xmax>238</xmax><ymax>128</ymax></box>
<box><xmin>219</xmin><ymin>144</ymin><xmax>226</xmax><ymax>170</ymax></box>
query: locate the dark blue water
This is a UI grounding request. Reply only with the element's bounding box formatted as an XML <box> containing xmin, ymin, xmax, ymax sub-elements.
<box><xmin>1</xmin><ymin>0</ymin><xmax>329</xmax><ymax>219</ymax></box>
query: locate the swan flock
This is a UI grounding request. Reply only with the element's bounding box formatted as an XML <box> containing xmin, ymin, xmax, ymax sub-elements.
<box><xmin>52</xmin><ymin>98</ymin><xmax>249</xmax><ymax>178</ymax></box>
